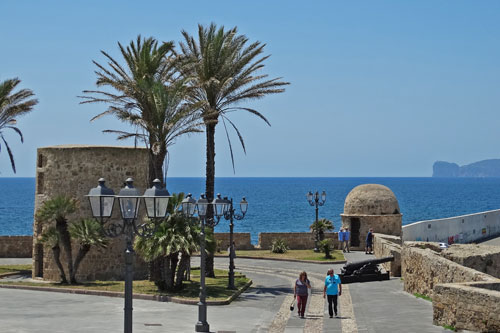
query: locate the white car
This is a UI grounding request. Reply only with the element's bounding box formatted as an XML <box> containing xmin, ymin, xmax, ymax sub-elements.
<box><xmin>439</xmin><ymin>243</ymin><xmax>449</xmax><ymax>249</ymax></box>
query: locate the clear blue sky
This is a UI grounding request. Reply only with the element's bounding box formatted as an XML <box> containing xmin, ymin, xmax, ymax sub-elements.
<box><xmin>1</xmin><ymin>1</ymin><xmax>500</xmax><ymax>177</ymax></box>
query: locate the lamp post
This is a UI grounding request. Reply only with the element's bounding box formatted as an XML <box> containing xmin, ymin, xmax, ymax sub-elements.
<box><xmin>221</xmin><ymin>196</ymin><xmax>248</xmax><ymax>289</ymax></box>
<box><xmin>181</xmin><ymin>193</ymin><xmax>226</xmax><ymax>333</ymax></box>
<box><xmin>306</xmin><ymin>190</ymin><xmax>326</xmax><ymax>252</ymax></box>
<box><xmin>87</xmin><ymin>178</ymin><xmax>171</xmax><ymax>333</ymax></box>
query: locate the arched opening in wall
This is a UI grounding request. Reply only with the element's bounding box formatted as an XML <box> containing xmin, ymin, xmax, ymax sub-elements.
<box><xmin>351</xmin><ymin>218</ymin><xmax>360</xmax><ymax>247</ymax></box>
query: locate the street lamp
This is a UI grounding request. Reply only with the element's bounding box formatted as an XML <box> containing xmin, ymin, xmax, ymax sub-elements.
<box><xmin>306</xmin><ymin>190</ymin><xmax>326</xmax><ymax>252</ymax></box>
<box><xmin>221</xmin><ymin>195</ymin><xmax>248</xmax><ymax>289</ymax></box>
<box><xmin>180</xmin><ymin>193</ymin><xmax>225</xmax><ymax>333</ymax></box>
<box><xmin>87</xmin><ymin>178</ymin><xmax>171</xmax><ymax>333</ymax></box>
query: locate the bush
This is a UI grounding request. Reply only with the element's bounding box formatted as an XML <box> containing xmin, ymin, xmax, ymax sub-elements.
<box><xmin>318</xmin><ymin>239</ymin><xmax>333</xmax><ymax>258</ymax></box>
<box><xmin>271</xmin><ymin>238</ymin><xmax>289</xmax><ymax>253</ymax></box>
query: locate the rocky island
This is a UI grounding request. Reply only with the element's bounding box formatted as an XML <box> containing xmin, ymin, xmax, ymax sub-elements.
<box><xmin>433</xmin><ymin>159</ymin><xmax>500</xmax><ymax>177</ymax></box>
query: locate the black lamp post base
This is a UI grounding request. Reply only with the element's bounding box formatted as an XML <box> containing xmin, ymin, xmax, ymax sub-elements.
<box><xmin>195</xmin><ymin>321</ymin><xmax>210</xmax><ymax>332</ymax></box>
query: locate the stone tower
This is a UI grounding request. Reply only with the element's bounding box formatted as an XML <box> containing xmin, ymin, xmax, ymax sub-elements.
<box><xmin>341</xmin><ymin>184</ymin><xmax>402</xmax><ymax>250</ymax></box>
<box><xmin>32</xmin><ymin>145</ymin><xmax>149</xmax><ymax>281</ymax></box>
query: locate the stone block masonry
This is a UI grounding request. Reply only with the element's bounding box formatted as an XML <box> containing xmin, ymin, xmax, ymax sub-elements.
<box><xmin>373</xmin><ymin>233</ymin><xmax>401</xmax><ymax>276</ymax></box>
<box><xmin>441</xmin><ymin>243</ymin><xmax>500</xmax><ymax>279</ymax></box>
<box><xmin>33</xmin><ymin>145</ymin><xmax>150</xmax><ymax>281</ymax></box>
<box><xmin>0</xmin><ymin>236</ymin><xmax>33</xmax><ymax>258</ymax></box>
<box><xmin>258</xmin><ymin>232</ymin><xmax>339</xmax><ymax>250</ymax></box>
<box><xmin>214</xmin><ymin>233</ymin><xmax>252</xmax><ymax>250</ymax></box>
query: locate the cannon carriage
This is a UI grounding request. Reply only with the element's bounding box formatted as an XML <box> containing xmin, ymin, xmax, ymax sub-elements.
<box><xmin>339</xmin><ymin>256</ymin><xmax>394</xmax><ymax>284</ymax></box>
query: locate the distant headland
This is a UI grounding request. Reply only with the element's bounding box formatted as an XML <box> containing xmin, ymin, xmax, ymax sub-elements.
<box><xmin>433</xmin><ymin>159</ymin><xmax>500</xmax><ymax>177</ymax></box>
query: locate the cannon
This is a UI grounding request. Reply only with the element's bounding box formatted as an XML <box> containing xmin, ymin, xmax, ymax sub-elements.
<box><xmin>339</xmin><ymin>256</ymin><xmax>394</xmax><ymax>284</ymax></box>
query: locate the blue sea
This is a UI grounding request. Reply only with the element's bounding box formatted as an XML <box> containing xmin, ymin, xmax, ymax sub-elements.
<box><xmin>2</xmin><ymin>177</ymin><xmax>500</xmax><ymax>243</ymax></box>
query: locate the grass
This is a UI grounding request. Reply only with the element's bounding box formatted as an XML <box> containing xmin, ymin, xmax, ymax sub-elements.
<box><xmin>0</xmin><ymin>264</ymin><xmax>31</xmax><ymax>275</ymax></box>
<box><xmin>443</xmin><ymin>324</ymin><xmax>457</xmax><ymax>331</ymax></box>
<box><xmin>414</xmin><ymin>293</ymin><xmax>432</xmax><ymax>302</ymax></box>
<box><xmin>215</xmin><ymin>249</ymin><xmax>345</xmax><ymax>261</ymax></box>
<box><xmin>0</xmin><ymin>267</ymin><xmax>250</xmax><ymax>301</ymax></box>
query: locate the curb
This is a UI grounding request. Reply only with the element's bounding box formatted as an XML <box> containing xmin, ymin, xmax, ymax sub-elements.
<box><xmin>0</xmin><ymin>271</ymin><xmax>30</xmax><ymax>278</ymax></box>
<box><xmin>208</xmin><ymin>254</ymin><xmax>346</xmax><ymax>265</ymax></box>
<box><xmin>0</xmin><ymin>279</ymin><xmax>253</xmax><ymax>306</ymax></box>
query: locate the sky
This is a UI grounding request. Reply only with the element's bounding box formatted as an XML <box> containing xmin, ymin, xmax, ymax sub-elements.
<box><xmin>1</xmin><ymin>1</ymin><xmax>500</xmax><ymax>178</ymax></box>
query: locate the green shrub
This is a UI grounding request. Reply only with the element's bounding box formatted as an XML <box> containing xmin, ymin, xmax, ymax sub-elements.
<box><xmin>271</xmin><ymin>238</ymin><xmax>289</xmax><ymax>253</ymax></box>
<box><xmin>318</xmin><ymin>239</ymin><xmax>333</xmax><ymax>258</ymax></box>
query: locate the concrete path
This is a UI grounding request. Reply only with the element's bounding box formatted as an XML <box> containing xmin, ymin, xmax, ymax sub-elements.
<box><xmin>0</xmin><ymin>255</ymin><xmax>452</xmax><ymax>332</ymax></box>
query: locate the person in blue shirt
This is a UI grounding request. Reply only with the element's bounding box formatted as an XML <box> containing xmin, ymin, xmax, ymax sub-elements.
<box><xmin>366</xmin><ymin>228</ymin><xmax>374</xmax><ymax>254</ymax></box>
<box><xmin>344</xmin><ymin>227</ymin><xmax>351</xmax><ymax>253</ymax></box>
<box><xmin>338</xmin><ymin>228</ymin><xmax>345</xmax><ymax>250</ymax></box>
<box><xmin>323</xmin><ymin>268</ymin><xmax>342</xmax><ymax>318</ymax></box>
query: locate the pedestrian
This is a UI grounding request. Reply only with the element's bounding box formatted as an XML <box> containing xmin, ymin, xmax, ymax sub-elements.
<box><xmin>338</xmin><ymin>228</ymin><xmax>345</xmax><ymax>251</ymax></box>
<box><xmin>323</xmin><ymin>268</ymin><xmax>342</xmax><ymax>318</ymax></box>
<box><xmin>365</xmin><ymin>228</ymin><xmax>373</xmax><ymax>254</ymax></box>
<box><xmin>294</xmin><ymin>271</ymin><xmax>311</xmax><ymax>318</ymax></box>
<box><xmin>344</xmin><ymin>227</ymin><xmax>350</xmax><ymax>253</ymax></box>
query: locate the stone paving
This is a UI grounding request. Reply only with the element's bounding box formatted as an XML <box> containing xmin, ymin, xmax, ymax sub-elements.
<box><xmin>0</xmin><ymin>254</ymin><xmax>457</xmax><ymax>332</ymax></box>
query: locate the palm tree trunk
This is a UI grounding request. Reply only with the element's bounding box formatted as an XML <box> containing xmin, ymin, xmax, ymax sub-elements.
<box><xmin>55</xmin><ymin>217</ymin><xmax>74</xmax><ymax>284</ymax></box>
<box><xmin>148</xmin><ymin>145</ymin><xmax>167</xmax><ymax>185</ymax></box>
<box><xmin>205</xmin><ymin>122</ymin><xmax>216</xmax><ymax>277</ymax></box>
<box><xmin>175</xmin><ymin>253</ymin><xmax>190</xmax><ymax>290</ymax></box>
<box><xmin>51</xmin><ymin>244</ymin><xmax>67</xmax><ymax>284</ymax></box>
<box><xmin>70</xmin><ymin>244</ymin><xmax>91</xmax><ymax>283</ymax></box>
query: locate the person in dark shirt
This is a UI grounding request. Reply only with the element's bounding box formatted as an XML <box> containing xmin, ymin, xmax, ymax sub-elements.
<box><xmin>365</xmin><ymin>228</ymin><xmax>374</xmax><ymax>254</ymax></box>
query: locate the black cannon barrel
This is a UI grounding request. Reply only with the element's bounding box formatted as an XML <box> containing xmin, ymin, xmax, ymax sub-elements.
<box><xmin>343</xmin><ymin>256</ymin><xmax>394</xmax><ymax>271</ymax></box>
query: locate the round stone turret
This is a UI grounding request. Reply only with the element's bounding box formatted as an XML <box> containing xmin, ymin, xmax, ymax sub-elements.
<box><xmin>341</xmin><ymin>184</ymin><xmax>402</xmax><ymax>250</ymax></box>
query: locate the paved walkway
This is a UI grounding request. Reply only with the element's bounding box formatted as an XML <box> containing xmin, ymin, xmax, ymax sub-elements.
<box><xmin>0</xmin><ymin>254</ymin><xmax>454</xmax><ymax>332</ymax></box>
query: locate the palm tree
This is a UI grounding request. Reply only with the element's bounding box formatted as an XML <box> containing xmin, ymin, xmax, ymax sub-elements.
<box><xmin>36</xmin><ymin>196</ymin><xmax>77</xmax><ymax>283</ymax></box>
<box><xmin>39</xmin><ymin>226</ymin><xmax>67</xmax><ymax>283</ymax></box>
<box><xmin>135</xmin><ymin>193</ymin><xmax>201</xmax><ymax>291</ymax></box>
<box><xmin>177</xmin><ymin>23</ymin><xmax>289</xmax><ymax>276</ymax></box>
<box><xmin>0</xmin><ymin>78</ymin><xmax>38</xmax><ymax>173</ymax></box>
<box><xmin>80</xmin><ymin>36</ymin><xmax>202</xmax><ymax>185</ymax></box>
<box><xmin>310</xmin><ymin>218</ymin><xmax>334</xmax><ymax>241</ymax></box>
<box><xmin>69</xmin><ymin>219</ymin><xmax>108</xmax><ymax>283</ymax></box>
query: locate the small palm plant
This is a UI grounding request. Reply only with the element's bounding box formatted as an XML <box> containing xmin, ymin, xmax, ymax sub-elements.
<box><xmin>310</xmin><ymin>218</ymin><xmax>334</xmax><ymax>241</ymax></box>
<box><xmin>39</xmin><ymin>227</ymin><xmax>66</xmax><ymax>283</ymax></box>
<box><xmin>0</xmin><ymin>78</ymin><xmax>38</xmax><ymax>173</ymax></box>
<box><xmin>271</xmin><ymin>238</ymin><xmax>289</xmax><ymax>254</ymax></box>
<box><xmin>318</xmin><ymin>239</ymin><xmax>333</xmax><ymax>259</ymax></box>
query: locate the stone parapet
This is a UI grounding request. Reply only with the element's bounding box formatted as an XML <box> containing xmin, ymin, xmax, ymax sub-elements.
<box><xmin>0</xmin><ymin>236</ymin><xmax>33</xmax><ymax>258</ymax></box>
<box><xmin>373</xmin><ymin>233</ymin><xmax>401</xmax><ymax>276</ymax></box>
<box><xmin>401</xmin><ymin>243</ymin><xmax>496</xmax><ymax>297</ymax></box>
<box><xmin>433</xmin><ymin>281</ymin><xmax>500</xmax><ymax>332</ymax></box>
<box><xmin>441</xmin><ymin>244</ymin><xmax>500</xmax><ymax>279</ymax></box>
<box><xmin>258</xmin><ymin>232</ymin><xmax>339</xmax><ymax>250</ymax></box>
<box><xmin>214</xmin><ymin>233</ymin><xmax>253</xmax><ymax>250</ymax></box>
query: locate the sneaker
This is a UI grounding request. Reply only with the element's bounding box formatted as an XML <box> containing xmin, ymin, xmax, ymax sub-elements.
<box><xmin>335</xmin><ymin>313</ymin><xmax>338</xmax><ymax>317</ymax></box>
<box><xmin>301</xmin><ymin>315</ymin><xmax>305</xmax><ymax>319</ymax></box>
<box><xmin>329</xmin><ymin>315</ymin><xmax>333</xmax><ymax>318</ymax></box>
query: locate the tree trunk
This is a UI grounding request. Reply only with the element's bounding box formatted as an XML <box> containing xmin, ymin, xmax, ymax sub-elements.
<box><xmin>175</xmin><ymin>253</ymin><xmax>190</xmax><ymax>290</ymax></box>
<box><xmin>205</xmin><ymin>121</ymin><xmax>216</xmax><ymax>277</ymax></box>
<box><xmin>55</xmin><ymin>217</ymin><xmax>74</xmax><ymax>284</ymax></box>
<box><xmin>163</xmin><ymin>256</ymin><xmax>174</xmax><ymax>291</ymax></box>
<box><xmin>51</xmin><ymin>244</ymin><xmax>67</xmax><ymax>284</ymax></box>
<box><xmin>169</xmin><ymin>253</ymin><xmax>179</xmax><ymax>289</ymax></box>
<box><xmin>152</xmin><ymin>258</ymin><xmax>167</xmax><ymax>291</ymax></box>
<box><xmin>71</xmin><ymin>244</ymin><xmax>91</xmax><ymax>284</ymax></box>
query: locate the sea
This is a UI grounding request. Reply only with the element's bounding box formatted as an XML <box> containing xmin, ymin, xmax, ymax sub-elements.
<box><xmin>2</xmin><ymin>177</ymin><xmax>500</xmax><ymax>244</ymax></box>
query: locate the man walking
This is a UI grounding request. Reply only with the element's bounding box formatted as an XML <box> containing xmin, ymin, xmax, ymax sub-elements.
<box><xmin>344</xmin><ymin>227</ymin><xmax>351</xmax><ymax>253</ymax></box>
<box><xmin>323</xmin><ymin>268</ymin><xmax>342</xmax><ymax>318</ymax></box>
<box><xmin>338</xmin><ymin>228</ymin><xmax>345</xmax><ymax>251</ymax></box>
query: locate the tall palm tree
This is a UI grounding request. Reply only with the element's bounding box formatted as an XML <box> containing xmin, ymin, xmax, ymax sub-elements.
<box><xmin>177</xmin><ymin>23</ymin><xmax>289</xmax><ymax>275</ymax></box>
<box><xmin>0</xmin><ymin>78</ymin><xmax>38</xmax><ymax>173</ymax></box>
<box><xmin>80</xmin><ymin>36</ymin><xmax>202</xmax><ymax>184</ymax></box>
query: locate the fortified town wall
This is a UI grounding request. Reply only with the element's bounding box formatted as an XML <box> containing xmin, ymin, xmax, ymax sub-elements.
<box><xmin>0</xmin><ymin>236</ymin><xmax>32</xmax><ymax>258</ymax></box>
<box><xmin>372</xmin><ymin>233</ymin><xmax>401</xmax><ymax>276</ymax></box>
<box><xmin>258</xmin><ymin>232</ymin><xmax>339</xmax><ymax>250</ymax></box>
<box><xmin>401</xmin><ymin>242</ymin><xmax>497</xmax><ymax>297</ymax></box>
<box><xmin>403</xmin><ymin>209</ymin><xmax>500</xmax><ymax>244</ymax></box>
<box><xmin>32</xmin><ymin>145</ymin><xmax>150</xmax><ymax>281</ymax></box>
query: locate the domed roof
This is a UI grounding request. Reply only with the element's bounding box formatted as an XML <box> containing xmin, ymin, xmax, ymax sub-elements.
<box><xmin>344</xmin><ymin>184</ymin><xmax>400</xmax><ymax>215</ymax></box>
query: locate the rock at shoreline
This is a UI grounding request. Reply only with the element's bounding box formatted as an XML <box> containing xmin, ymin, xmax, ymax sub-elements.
<box><xmin>433</xmin><ymin>159</ymin><xmax>500</xmax><ymax>177</ymax></box>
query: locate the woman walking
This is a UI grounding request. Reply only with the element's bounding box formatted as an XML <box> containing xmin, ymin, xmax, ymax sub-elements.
<box><xmin>294</xmin><ymin>271</ymin><xmax>311</xmax><ymax>318</ymax></box>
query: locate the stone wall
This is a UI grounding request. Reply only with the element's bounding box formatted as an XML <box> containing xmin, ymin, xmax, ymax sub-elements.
<box><xmin>258</xmin><ymin>232</ymin><xmax>339</xmax><ymax>250</ymax></box>
<box><xmin>433</xmin><ymin>281</ymin><xmax>500</xmax><ymax>332</ymax></box>
<box><xmin>214</xmin><ymin>233</ymin><xmax>253</xmax><ymax>250</ymax></box>
<box><xmin>0</xmin><ymin>236</ymin><xmax>33</xmax><ymax>258</ymax></box>
<box><xmin>33</xmin><ymin>145</ymin><xmax>150</xmax><ymax>281</ymax></box>
<box><xmin>401</xmin><ymin>242</ymin><xmax>497</xmax><ymax>297</ymax></box>
<box><xmin>441</xmin><ymin>244</ymin><xmax>500</xmax><ymax>279</ymax></box>
<box><xmin>373</xmin><ymin>233</ymin><xmax>401</xmax><ymax>276</ymax></box>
